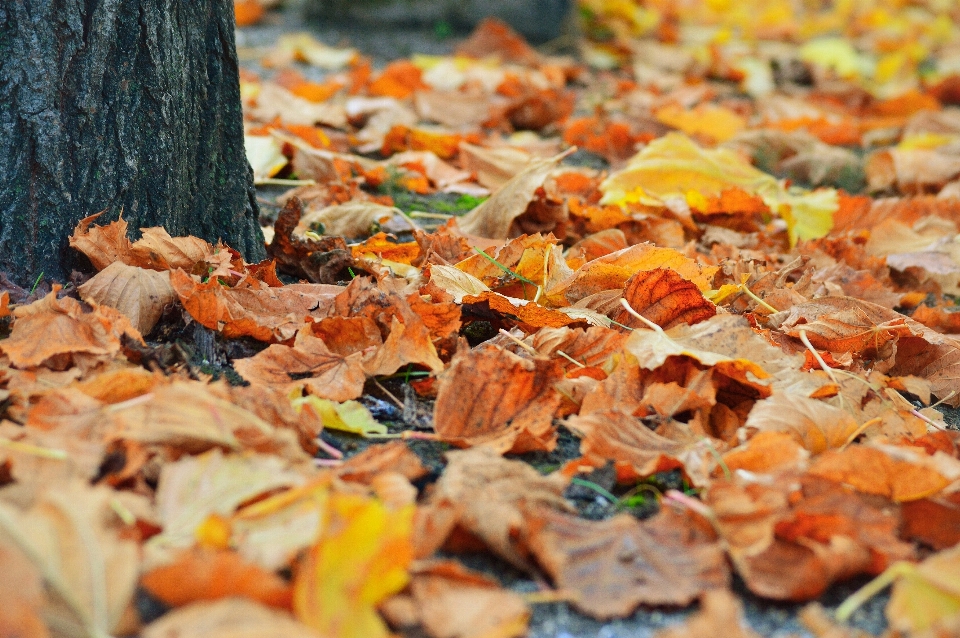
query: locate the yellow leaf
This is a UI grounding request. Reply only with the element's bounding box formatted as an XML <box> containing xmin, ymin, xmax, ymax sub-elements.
<box><xmin>778</xmin><ymin>187</ymin><xmax>838</xmax><ymax>247</ymax></box>
<box><xmin>294</xmin><ymin>493</ymin><xmax>414</xmax><ymax>638</ymax></box>
<box><xmin>293</xmin><ymin>396</ymin><xmax>388</xmax><ymax>437</ymax></box>
<box><xmin>799</xmin><ymin>37</ymin><xmax>874</xmax><ymax>79</ymax></box>
<box><xmin>599</xmin><ymin>133</ymin><xmax>838</xmax><ymax>247</ymax></box>
<box><xmin>599</xmin><ymin>133</ymin><xmax>782</xmax><ymax>208</ymax></box>
<box><xmin>654</xmin><ymin>103</ymin><xmax>747</xmax><ymax>144</ymax></box>
<box><xmin>245</xmin><ymin>135</ymin><xmax>287</xmax><ymax>180</ymax></box>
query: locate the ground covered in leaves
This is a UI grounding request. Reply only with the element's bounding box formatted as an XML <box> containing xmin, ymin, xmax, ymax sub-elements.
<box><xmin>4</xmin><ymin>1</ymin><xmax>960</xmax><ymax>637</ymax></box>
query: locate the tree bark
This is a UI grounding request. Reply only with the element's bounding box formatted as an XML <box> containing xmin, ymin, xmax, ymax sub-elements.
<box><xmin>0</xmin><ymin>0</ymin><xmax>265</xmax><ymax>288</ymax></box>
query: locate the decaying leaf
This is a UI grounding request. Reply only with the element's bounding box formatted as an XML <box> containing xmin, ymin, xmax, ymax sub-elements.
<box><xmin>78</xmin><ymin>261</ymin><xmax>177</xmax><ymax>335</ymax></box>
<box><xmin>1</xmin><ymin>291</ymin><xmax>143</xmax><ymax>369</ymax></box>
<box><xmin>141</xmin><ymin>548</ymin><xmax>292</xmax><ymax>609</ymax></box>
<box><xmin>433</xmin><ymin>345</ymin><xmax>564</xmax><ymax>453</ymax></box>
<box><xmin>423</xmin><ymin>448</ymin><xmax>572</xmax><ymax>569</ymax></box>
<box><xmin>234</xmin><ymin>326</ymin><xmax>366</xmax><ymax>402</ymax></box>
<box><xmin>381</xmin><ymin>560</ymin><xmax>530</xmax><ymax>638</ymax></box>
<box><xmin>528</xmin><ymin>507</ymin><xmax>729</xmax><ymax>619</ymax></box>
<box><xmin>457</xmin><ymin>151</ymin><xmax>568</xmax><ymax>239</ymax></box>
<box><xmin>170</xmin><ymin>269</ymin><xmax>341</xmax><ymax>342</ymax></box>
<box><xmin>611</xmin><ymin>268</ymin><xmax>717</xmax><ymax>330</ymax></box>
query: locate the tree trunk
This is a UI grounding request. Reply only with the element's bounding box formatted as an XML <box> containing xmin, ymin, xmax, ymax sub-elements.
<box><xmin>0</xmin><ymin>0</ymin><xmax>265</xmax><ymax>288</ymax></box>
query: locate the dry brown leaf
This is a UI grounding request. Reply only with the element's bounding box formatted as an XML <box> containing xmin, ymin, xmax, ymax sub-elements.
<box><xmin>900</xmin><ymin>492</ymin><xmax>960</xmax><ymax>551</ymax></box>
<box><xmin>78</xmin><ymin>261</ymin><xmax>176</xmax><ymax>335</ymax></box>
<box><xmin>233</xmin><ymin>326</ymin><xmax>367</xmax><ymax>402</ymax></box>
<box><xmin>128</xmin><ymin>227</ymin><xmax>215</xmax><ymax>271</ymax></box>
<box><xmin>527</xmin><ymin>325</ymin><xmax>626</xmax><ymax>370</ymax></box>
<box><xmin>299</xmin><ymin>201</ymin><xmax>401</xmax><ymax>239</ymax></box>
<box><xmin>458</xmin><ymin>142</ymin><xmax>535</xmax><ymax>190</ymax></box>
<box><xmin>744</xmin><ymin>392</ymin><xmax>860</xmax><ymax>454</ymax></box>
<box><xmin>1</xmin><ymin>291</ymin><xmax>143</xmax><ymax>369</ymax></box>
<box><xmin>108</xmin><ymin>381</ymin><xmax>306</xmax><ymax>458</ymax></box>
<box><xmin>654</xmin><ymin>590</ymin><xmax>762</xmax><ymax>638</ymax></box>
<box><xmin>424</xmin><ymin>448</ymin><xmax>572</xmax><ymax>570</ymax></box>
<box><xmin>141</xmin><ymin>598</ymin><xmax>318</xmax><ymax>638</ymax></box>
<box><xmin>69</xmin><ymin>212</ymin><xmax>134</xmax><ymax>271</ymax></box>
<box><xmin>170</xmin><ymin>269</ymin><xmax>341</xmax><ymax>342</ymax></box>
<box><xmin>611</xmin><ymin>268</ymin><xmax>717</xmax><ymax>330</ymax></box>
<box><xmin>338</xmin><ymin>441</ymin><xmax>428</xmax><ymax>485</ymax></box>
<box><xmin>0</xmin><ymin>482</ymin><xmax>140</xmax><ymax>638</ymax></box>
<box><xmin>456</xmin><ymin>151</ymin><xmax>567</xmax><ymax>239</ymax></box>
<box><xmin>461</xmin><ymin>292</ymin><xmax>581</xmax><ymax>330</ymax></box>
<box><xmin>770</xmin><ymin>296</ymin><xmax>915</xmax><ymax>355</ymax></box>
<box><xmin>721</xmin><ymin>431</ymin><xmax>809</xmax><ymax>475</ymax></box>
<box><xmin>382</xmin><ymin>559</ymin><xmax>530</xmax><ymax>638</ymax></box>
<box><xmin>528</xmin><ymin>508</ymin><xmax>729</xmax><ymax>619</ymax></box>
<box><xmin>433</xmin><ymin>346</ymin><xmax>564</xmax><ymax>454</ymax></box>
<box><xmin>565</xmin><ymin>409</ymin><xmax>707</xmax><ymax>484</ymax></box>
<box><xmin>147</xmin><ymin>449</ymin><xmax>307</xmax><ymax>560</ymax></box>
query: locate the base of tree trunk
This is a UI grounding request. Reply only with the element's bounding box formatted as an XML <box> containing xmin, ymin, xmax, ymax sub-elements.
<box><xmin>0</xmin><ymin>0</ymin><xmax>265</xmax><ymax>288</ymax></box>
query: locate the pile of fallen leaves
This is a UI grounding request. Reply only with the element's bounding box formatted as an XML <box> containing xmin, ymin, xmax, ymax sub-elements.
<box><xmin>5</xmin><ymin>1</ymin><xmax>960</xmax><ymax>637</ymax></box>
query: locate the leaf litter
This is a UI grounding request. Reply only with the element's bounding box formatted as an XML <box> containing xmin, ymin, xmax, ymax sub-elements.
<box><xmin>6</xmin><ymin>1</ymin><xmax>960</xmax><ymax>636</ymax></box>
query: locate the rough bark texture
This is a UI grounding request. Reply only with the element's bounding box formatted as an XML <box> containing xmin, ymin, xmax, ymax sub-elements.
<box><xmin>0</xmin><ymin>0</ymin><xmax>265</xmax><ymax>287</ymax></box>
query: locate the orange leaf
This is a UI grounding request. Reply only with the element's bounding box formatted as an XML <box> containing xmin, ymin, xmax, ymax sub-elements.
<box><xmin>433</xmin><ymin>346</ymin><xmax>564</xmax><ymax>454</ymax></box>
<box><xmin>809</xmin><ymin>446</ymin><xmax>951</xmax><ymax>502</ymax></box>
<box><xmin>462</xmin><ymin>292</ymin><xmax>580</xmax><ymax>329</ymax></box>
<box><xmin>368</xmin><ymin>60</ymin><xmax>427</xmax><ymax>99</ymax></box>
<box><xmin>233</xmin><ymin>326</ymin><xmax>367</xmax><ymax>402</ymax></box>
<box><xmin>234</xmin><ymin>0</ymin><xmax>264</xmax><ymax>26</ymax></box>
<box><xmin>612</xmin><ymin>268</ymin><xmax>717</xmax><ymax>330</ymax></box>
<box><xmin>141</xmin><ymin>548</ymin><xmax>292</xmax><ymax>609</ymax></box>
<box><xmin>1</xmin><ymin>291</ymin><xmax>143</xmax><ymax>369</ymax></box>
<box><xmin>170</xmin><ymin>269</ymin><xmax>341</xmax><ymax>342</ymax></box>
<box><xmin>528</xmin><ymin>508</ymin><xmax>728</xmax><ymax>619</ymax></box>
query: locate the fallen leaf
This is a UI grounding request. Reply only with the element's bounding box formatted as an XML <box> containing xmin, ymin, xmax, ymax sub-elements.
<box><xmin>808</xmin><ymin>445</ymin><xmax>951</xmax><ymax>502</ymax></box>
<box><xmin>170</xmin><ymin>269</ymin><xmax>341</xmax><ymax>342</ymax></box>
<box><xmin>611</xmin><ymin>268</ymin><xmax>717</xmax><ymax>329</ymax></box>
<box><xmin>1</xmin><ymin>291</ymin><xmax>143</xmax><ymax>369</ymax></box>
<box><xmin>0</xmin><ymin>543</ymin><xmax>49</xmax><ymax>638</ymax></box>
<box><xmin>78</xmin><ymin>262</ymin><xmax>176</xmax><ymax>335</ymax></box>
<box><xmin>141</xmin><ymin>598</ymin><xmax>318</xmax><ymax>638</ymax></box>
<box><xmin>546</xmin><ymin>243</ymin><xmax>717</xmax><ymax>305</ymax></box>
<box><xmin>381</xmin><ymin>559</ymin><xmax>530</xmax><ymax>638</ymax></box>
<box><xmin>292</xmin><ymin>397</ymin><xmax>387</xmax><ymax>437</ymax></box>
<box><xmin>457</xmin><ymin>151</ymin><xmax>568</xmax><ymax>239</ymax></box>
<box><xmin>293</xmin><ymin>492</ymin><xmax>414</xmax><ymax>638</ymax></box>
<box><xmin>141</xmin><ymin>548</ymin><xmax>292</xmax><ymax>609</ymax></box>
<box><xmin>654</xmin><ymin>590</ymin><xmax>762</xmax><ymax>638</ymax></box>
<box><xmin>433</xmin><ymin>345</ymin><xmax>564</xmax><ymax>454</ymax></box>
<box><xmin>233</xmin><ymin>326</ymin><xmax>366</xmax><ymax>402</ymax></box>
<box><xmin>744</xmin><ymin>393</ymin><xmax>860</xmax><ymax>454</ymax></box>
<box><xmin>147</xmin><ymin>450</ymin><xmax>306</xmax><ymax>560</ymax></box>
<box><xmin>528</xmin><ymin>508</ymin><xmax>729</xmax><ymax>619</ymax></box>
<box><xmin>0</xmin><ymin>482</ymin><xmax>140</xmax><ymax>638</ymax></box>
<box><xmin>424</xmin><ymin>447</ymin><xmax>571</xmax><ymax>569</ymax></box>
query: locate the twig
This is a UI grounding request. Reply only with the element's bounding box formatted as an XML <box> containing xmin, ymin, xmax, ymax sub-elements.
<box><xmin>498</xmin><ymin>328</ymin><xmax>538</xmax><ymax>355</ymax></box>
<box><xmin>372</xmin><ymin>378</ymin><xmax>404</xmax><ymax>410</ymax></box>
<box><xmin>618</xmin><ymin>298</ymin><xmax>663</xmax><ymax>332</ymax></box>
